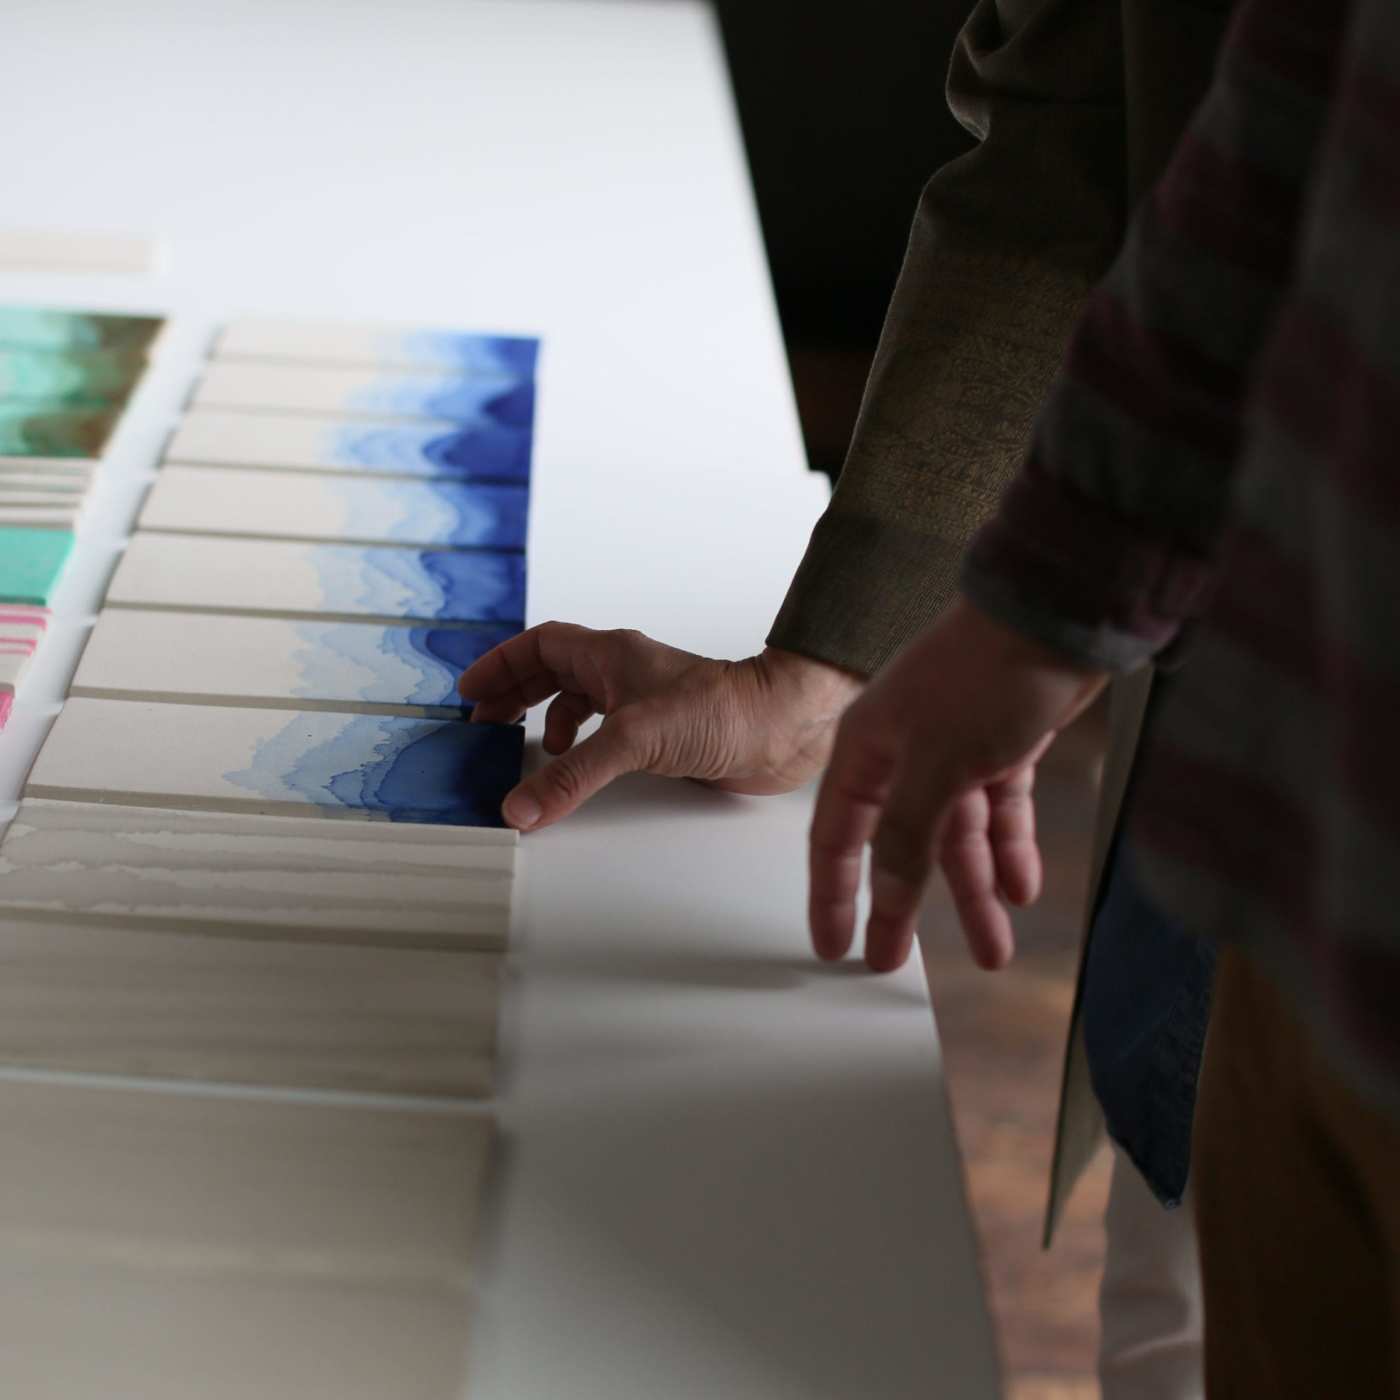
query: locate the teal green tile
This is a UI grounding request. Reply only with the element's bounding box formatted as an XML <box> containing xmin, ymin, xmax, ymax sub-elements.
<box><xmin>0</xmin><ymin>527</ymin><xmax>74</xmax><ymax>604</ymax></box>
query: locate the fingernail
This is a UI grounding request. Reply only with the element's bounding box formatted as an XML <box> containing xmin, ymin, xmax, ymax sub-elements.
<box><xmin>504</xmin><ymin>793</ymin><xmax>541</xmax><ymax>831</ymax></box>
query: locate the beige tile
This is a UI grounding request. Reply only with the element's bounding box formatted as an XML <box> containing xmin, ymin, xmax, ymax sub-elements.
<box><xmin>0</xmin><ymin>1077</ymin><xmax>491</xmax><ymax>1284</ymax></box>
<box><xmin>0</xmin><ymin>1252</ymin><xmax>472</xmax><ymax>1400</ymax></box>
<box><xmin>0</xmin><ymin>799</ymin><xmax>515</xmax><ymax>950</ymax></box>
<box><xmin>0</xmin><ymin>911</ymin><xmax>501</xmax><ymax>1096</ymax></box>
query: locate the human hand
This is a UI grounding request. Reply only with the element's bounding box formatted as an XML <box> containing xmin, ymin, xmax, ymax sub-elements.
<box><xmin>459</xmin><ymin>622</ymin><xmax>863</xmax><ymax>831</ymax></box>
<box><xmin>808</xmin><ymin>598</ymin><xmax>1108</xmax><ymax>974</ymax></box>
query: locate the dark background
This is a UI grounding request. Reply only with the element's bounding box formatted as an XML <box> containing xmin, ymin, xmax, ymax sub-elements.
<box><xmin>714</xmin><ymin>1</ymin><xmax>976</xmax><ymax>477</ymax></box>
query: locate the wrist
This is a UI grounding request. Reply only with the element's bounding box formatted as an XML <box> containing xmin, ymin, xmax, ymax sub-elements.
<box><xmin>758</xmin><ymin>644</ymin><xmax>863</xmax><ymax>699</ymax></box>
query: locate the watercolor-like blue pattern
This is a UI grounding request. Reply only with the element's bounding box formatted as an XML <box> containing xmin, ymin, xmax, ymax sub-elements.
<box><xmin>291</xmin><ymin>621</ymin><xmax>518</xmax><ymax>708</ymax></box>
<box><xmin>309</xmin><ymin>544</ymin><xmax>526</xmax><ymax>622</ymax></box>
<box><xmin>320</xmin><ymin>479</ymin><xmax>528</xmax><ymax>550</ymax></box>
<box><xmin>398</xmin><ymin>331</ymin><xmax>538</xmax><ymax>378</ymax></box>
<box><xmin>346</xmin><ymin>374</ymin><xmax>535</xmax><ymax>425</ymax></box>
<box><xmin>325</xmin><ymin>420</ymin><xmax>532</xmax><ymax>482</ymax></box>
<box><xmin>226</xmin><ymin>711</ymin><xmax>524</xmax><ymax>826</ymax></box>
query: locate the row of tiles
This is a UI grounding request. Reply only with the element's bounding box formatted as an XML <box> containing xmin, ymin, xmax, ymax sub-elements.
<box><xmin>0</xmin><ymin>315</ymin><xmax>544</xmax><ymax>1395</ymax></box>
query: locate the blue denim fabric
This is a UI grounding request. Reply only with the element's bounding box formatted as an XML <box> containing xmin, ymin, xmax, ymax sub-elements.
<box><xmin>1081</xmin><ymin>837</ymin><xmax>1217</xmax><ymax>1208</ymax></box>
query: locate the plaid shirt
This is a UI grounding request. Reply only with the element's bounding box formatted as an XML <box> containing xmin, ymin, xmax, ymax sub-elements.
<box><xmin>964</xmin><ymin>0</ymin><xmax>1400</xmax><ymax>1108</ymax></box>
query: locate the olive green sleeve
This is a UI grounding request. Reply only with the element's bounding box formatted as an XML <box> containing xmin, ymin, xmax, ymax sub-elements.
<box><xmin>767</xmin><ymin>0</ymin><xmax>1129</xmax><ymax>675</ymax></box>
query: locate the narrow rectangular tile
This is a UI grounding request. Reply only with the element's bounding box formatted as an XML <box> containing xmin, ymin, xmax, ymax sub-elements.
<box><xmin>0</xmin><ymin>1256</ymin><xmax>472</xmax><ymax>1400</ymax></box>
<box><xmin>0</xmin><ymin>231</ymin><xmax>159</xmax><ymax>275</ymax></box>
<box><xmin>0</xmin><ymin>473</ymin><xmax>88</xmax><ymax>493</ymax></box>
<box><xmin>0</xmin><ymin>528</ymin><xmax>72</xmax><ymax>604</ymax></box>
<box><xmin>0</xmin><ymin>508</ymin><xmax>78</xmax><ymax>528</ymax></box>
<box><xmin>72</xmin><ymin>608</ymin><xmax>514</xmax><ymax>715</ymax></box>
<box><xmin>0</xmin><ymin>910</ymin><xmax>500</xmax><ymax>1095</ymax></box>
<box><xmin>26</xmin><ymin>699</ymin><xmax>524</xmax><ymax>829</ymax></box>
<box><xmin>0</xmin><ymin>346</ymin><xmax>147</xmax><ymax>407</ymax></box>
<box><xmin>0</xmin><ymin>798</ymin><xmax>515</xmax><ymax>951</ymax></box>
<box><xmin>139</xmin><ymin>465</ymin><xmax>528</xmax><ymax>549</ymax></box>
<box><xmin>0</xmin><ymin>403</ymin><xmax>120</xmax><ymax>457</ymax></box>
<box><xmin>106</xmin><ymin>531</ymin><xmax>526</xmax><ymax>625</ymax></box>
<box><xmin>216</xmin><ymin>317</ymin><xmax>538</xmax><ymax>376</ymax></box>
<box><xmin>193</xmin><ymin>361</ymin><xmax>533</xmax><ymax>425</ymax></box>
<box><xmin>166</xmin><ymin>406</ymin><xmax>531</xmax><ymax>481</ymax></box>
<box><xmin>0</xmin><ymin>1077</ymin><xmax>490</xmax><ymax>1283</ymax></box>
<box><xmin>0</xmin><ymin>307</ymin><xmax>164</xmax><ymax>354</ymax></box>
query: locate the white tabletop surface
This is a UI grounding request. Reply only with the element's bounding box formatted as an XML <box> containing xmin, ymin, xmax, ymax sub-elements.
<box><xmin>0</xmin><ymin>2</ymin><xmax>1000</xmax><ymax>1395</ymax></box>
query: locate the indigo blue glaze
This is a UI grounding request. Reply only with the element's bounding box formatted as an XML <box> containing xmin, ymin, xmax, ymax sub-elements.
<box><xmin>411</xmin><ymin>624</ymin><xmax>518</xmax><ymax>681</ymax></box>
<box><xmin>408</xmin><ymin>549</ymin><xmax>527</xmax><ymax>622</ymax></box>
<box><xmin>346</xmin><ymin>373</ymin><xmax>532</xmax><ymax>425</ymax></box>
<box><xmin>420</xmin><ymin>423</ymin><xmax>533</xmax><ymax>481</ymax></box>
<box><xmin>431</xmin><ymin>482</ymin><xmax>529</xmax><ymax>550</ymax></box>
<box><xmin>228</xmin><ymin>711</ymin><xmax>524</xmax><ymax>826</ymax></box>
<box><xmin>323</xmin><ymin>718</ymin><xmax>525</xmax><ymax>826</ymax></box>
<box><xmin>481</xmin><ymin>381</ymin><xmax>535</xmax><ymax>431</ymax></box>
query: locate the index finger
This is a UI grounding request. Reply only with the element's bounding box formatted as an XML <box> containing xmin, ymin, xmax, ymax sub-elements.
<box><xmin>458</xmin><ymin>620</ymin><xmax>597</xmax><ymax>721</ymax></box>
<box><xmin>807</xmin><ymin>715</ymin><xmax>898</xmax><ymax>962</ymax></box>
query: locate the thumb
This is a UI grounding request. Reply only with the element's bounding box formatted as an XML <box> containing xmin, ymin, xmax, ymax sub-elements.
<box><xmin>502</xmin><ymin>712</ymin><xmax>648</xmax><ymax>831</ymax></box>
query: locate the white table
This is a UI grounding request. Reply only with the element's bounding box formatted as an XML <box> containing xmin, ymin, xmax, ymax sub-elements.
<box><xmin>0</xmin><ymin>3</ymin><xmax>1000</xmax><ymax>1395</ymax></box>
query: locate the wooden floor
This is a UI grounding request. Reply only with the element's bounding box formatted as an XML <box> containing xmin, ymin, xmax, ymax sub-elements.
<box><xmin>922</xmin><ymin>706</ymin><xmax>1112</xmax><ymax>1400</ymax></box>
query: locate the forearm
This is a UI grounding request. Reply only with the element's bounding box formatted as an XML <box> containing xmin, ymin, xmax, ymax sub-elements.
<box><xmin>769</xmin><ymin>0</ymin><xmax>1130</xmax><ymax>676</ymax></box>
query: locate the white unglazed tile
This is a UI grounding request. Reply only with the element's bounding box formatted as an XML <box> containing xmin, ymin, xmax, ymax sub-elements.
<box><xmin>166</xmin><ymin>407</ymin><xmax>531</xmax><ymax>481</ymax></box>
<box><xmin>106</xmin><ymin>531</ymin><xmax>526</xmax><ymax>625</ymax></box>
<box><xmin>0</xmin><ymin>1255</ymin><xmax>472</xmax><ymax>1400</ymax></box>
<box><xmin>27</xmin><ymin>698</ymin><xmax>524</xmax><ymax>829</ymax></box>
<box><xmin>0</xmin><ymin>910</ymin><xmax>501</xmax><ymax>1096</ymax></box>
<box><xmin>0</xmin><ymin>229</ymin><xmax>160</xmax><ymax>275</ymax></box>
<box><xmin>192</xmin><ymin>361</ymin><xmax>532</xmax><ymax>425</ymax></box>
<box><xmin>139</xmin><ymin>464</ymin><xmax>527</xmax><ymax>549</ymax></box>
<box><xmin>0</xmin><ymin>798</ymin><xmax>516</xmax><ymax>950</ymax></box>
<box><xmin>72</xmin><ymin>607</ymin><xmax>514</xmax><ymax>715</ymax></box>
<box><xmin>216</xmin><ymin>317</ymin><xmax>538</xmax><ymax>376</ymax></box>
<box><xmin>0</xmin><ymin>650</ymin><xmax>34</xmax><ymax>688</ymax></box>
<box><xmin>0</xmin><ymin>507</ymin><xmax>77</xmax><ymax>527</ymax></box>
<box><xmin>0</xmin><ymin>1077</ymin><xmax>490</xmax><ymax>1282</ymax></box>
<box><xmin>0</xmin><ymin>473</ymin><xmax>88</xmax><ymax>493</ymax></box>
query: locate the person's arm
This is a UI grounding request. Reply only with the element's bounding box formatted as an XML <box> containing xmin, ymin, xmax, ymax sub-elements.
<box><xmin>767</xmin><ymin>0</ymin><xmax>1133</xmax><ymax>676</ymax></box>
<box><xmin>810</xmin><ymin>0</ymin><xmax>1342</xmax><ymax>971</ymax></box>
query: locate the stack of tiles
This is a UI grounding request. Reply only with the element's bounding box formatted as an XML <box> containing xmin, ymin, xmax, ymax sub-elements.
<box><xmin>0</xmin><ymin>317</ymin><xmax>538</xmax><ymax>1395</ymax></box>
<box><xmin>0</xmin><ymin>307</ymin><xmax>163</xmax><ymax>728</ymax></box>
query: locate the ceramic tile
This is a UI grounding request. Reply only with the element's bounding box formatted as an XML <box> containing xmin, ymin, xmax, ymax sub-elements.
<box><xmin>0</xmin><ymin>1255</ymin><xmax>472</xmax><ymax>1400</ymax></box>
<box><xmin>193</xmin><ymin>361</ymin><xmax>534</xmax><ymax>425</ymax></box>
<box><xmin>0</xmin><ymin>508</ymin><xmax>79</xmax><ymax>528</ymax></box>
<box><xmin>0</xmin><ymin>1076</ymin><xmax>490</xmax><ymax>1282</ymax></box>
<box><xmin>0</xmin><ymin>910</ymin><xmax>501</xmax><ymax>1096</ymax></box>
<box><xmin>0</xmin><ymin>307</ymin><xmax>163</xmax><ymax>354</ymax></box>
<box><xmin>0</xmin><ymin>404</ymin><xmax>120</xmax><ymax>457</ymax></box>
<box><xmin>0</xmin><ymin>528</ymin><xmax>72</xmax><ymax>603</ymax></box>
<box><xmin>0</xmin><ymin>229</ymin><xmax>159</xmax><ymax>275</ymax></box>
<box><xmin>166</xmin><ymin>407</ymin><xmax>531</xmax><ymax>481</ymax></box>
<box><xmin>72</xmin><ymin>608</ymin><xmax>515</xmax><ymax>714</ymax></box>
<box><xmin>217</xmin><ymin>317</ymin><xmax>538</xmax><ymax>376</ymax></box>
<box><xmin>106</xmin><ymin>531</ymin><xmax>526</xmax><ymax>625</ymax></box>
<box><xmin>0</xmin><ymin>346</ymin><xmax>147</xmax><ymax>407</ymax></box>
<box><xmin>0</xmin><ymin>650</ymin><xmax>34</xmax><ymax>689</ymax></box>
<box><xmin>0</xmin><ymin>799</ymin><xmax>515</xmax><ymax>950</ymax></box>
<box><xmin>26</xmin><ymin>699</ymin><xmax>525</xmax><ymax>828</ymax></box>
<box><xmin>139</xmin><ymin>465</ymin><xmax>528</xmax><ymax>549</ymax></box>
<box><xmin>0</xmin><ymin>473</ymin><xmax>88</xmax><ymax>493</ymax></box>
<box><xmin>0</xmin><ymin>492</ymin><xmax>89</xmax><ymax>507</ymax></box>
